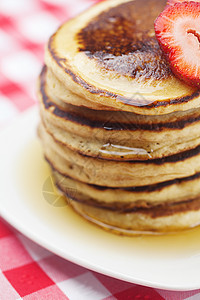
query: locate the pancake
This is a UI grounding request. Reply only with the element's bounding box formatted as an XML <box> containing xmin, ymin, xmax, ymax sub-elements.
<box><xmin>52</xmin><ymin>169</ymin><xmax>200</xmax><ymax>208</ymax></box>
<box><xmin>39</xmin><ymin>123</ymin><xmax>200</xmax><ymax>188</ymax></box>
<box><xmin>45</xmin><ymin>0</ymin><xmax>200</xmax><ymax>115</ymax></box>
<box><xmin>38</xmin><ymin>0</ymin><xmax>200</xmax><ymax>234</ymax></box>
<box><xmin>46</xmin><ymin>68</ymin><xmax>115</xmax><ymax>111</ymax></box>
<box><xmin>69</xmin><ymin>199</ymin><xmax>200</xmax><ymax>234</ymax></box>
<box><xmin>39</xmin><ymin>67</ymin><xmax>200</xmax><ymax>160</ymax></box>
<box><xmin>54</xmin><ymin>171</ymin><xmax>200</xmax><ymax>233</ymax></box>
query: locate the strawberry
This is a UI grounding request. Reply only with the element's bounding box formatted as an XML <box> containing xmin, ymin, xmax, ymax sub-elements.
<box><xmin>167</xmin><ymin>0</ymin><xmax>200</xmax><ymax>5</ymax></box>
<box><xmin>154</xmin><ymin>2</ymin><xmax>200</xmax><ymax>87</ymax></box>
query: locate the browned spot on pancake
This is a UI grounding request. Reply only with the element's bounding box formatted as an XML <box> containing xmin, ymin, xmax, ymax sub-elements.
<box><xmin>77</xmin><ymin>0</ymin><xmax>171</xmax><ymax>80</ymax></box>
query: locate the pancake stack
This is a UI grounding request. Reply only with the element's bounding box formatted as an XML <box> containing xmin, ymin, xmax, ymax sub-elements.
<box><xmin>38</xmin><ymin>0</ymin><xmax>200</xmax><ymax>234</ymax></box>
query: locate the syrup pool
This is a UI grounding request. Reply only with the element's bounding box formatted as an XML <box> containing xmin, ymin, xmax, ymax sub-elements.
<box><xmin>14</xmin><ymin>137</ymin><xmax>200</xmax><ymax>262</ymax></box>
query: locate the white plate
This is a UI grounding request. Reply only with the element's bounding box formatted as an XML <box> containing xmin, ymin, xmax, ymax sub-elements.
<box><xmin>1</xmin><ymin>106</ymin><xmax>200</xmax><ymax>291</ymax></box>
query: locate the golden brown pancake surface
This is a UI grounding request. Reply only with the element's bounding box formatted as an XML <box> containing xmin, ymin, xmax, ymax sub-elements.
<box><xmin>45</xmin><ymin>0</ymin><xmax>200</xmax><ymax>115</ymax></box>
<box><xmin>77</xmin><ymin>0</ymin><xmax>170</xmax><ymax>80</ymax></box>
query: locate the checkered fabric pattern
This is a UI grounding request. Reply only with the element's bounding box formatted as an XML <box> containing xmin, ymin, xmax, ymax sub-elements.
<box><xmin>1</xmin><ymin>0</ymin><xmax>200</xmax><ymax>299</ymax></box>
<box><xmin>1</xmin><ymin>219</ymin><xmax>200</xmax><ymax>300</ymax></box>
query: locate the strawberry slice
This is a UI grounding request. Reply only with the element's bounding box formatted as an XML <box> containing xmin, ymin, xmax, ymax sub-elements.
<box><xmin>167</xmin><ymin>0</ymin><xmax>200</xmax><ymax>5</ymax></box>
<box><xmin>154</xmin><ymin>2</ymin><xmax>200</xmax><ymax>87</ymax></box>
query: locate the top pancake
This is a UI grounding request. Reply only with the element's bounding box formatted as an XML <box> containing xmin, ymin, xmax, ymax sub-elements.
<box><xmin>45</xmin><ymin>0</ymin><xmax>200</xmax><ymax>115</ymax></box>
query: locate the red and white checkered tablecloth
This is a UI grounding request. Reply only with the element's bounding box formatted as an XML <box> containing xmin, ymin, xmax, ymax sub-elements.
<box><xmin>1</xmin><ymin>0</ymin><xmax>200</xmax><ymax>299</ymax></box>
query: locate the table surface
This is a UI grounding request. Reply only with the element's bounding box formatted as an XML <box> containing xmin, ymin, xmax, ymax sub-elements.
<box><xmin>1</xmin><ymin>0</ymin><xmax>200</xmax><ymax>299</ymax></box>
